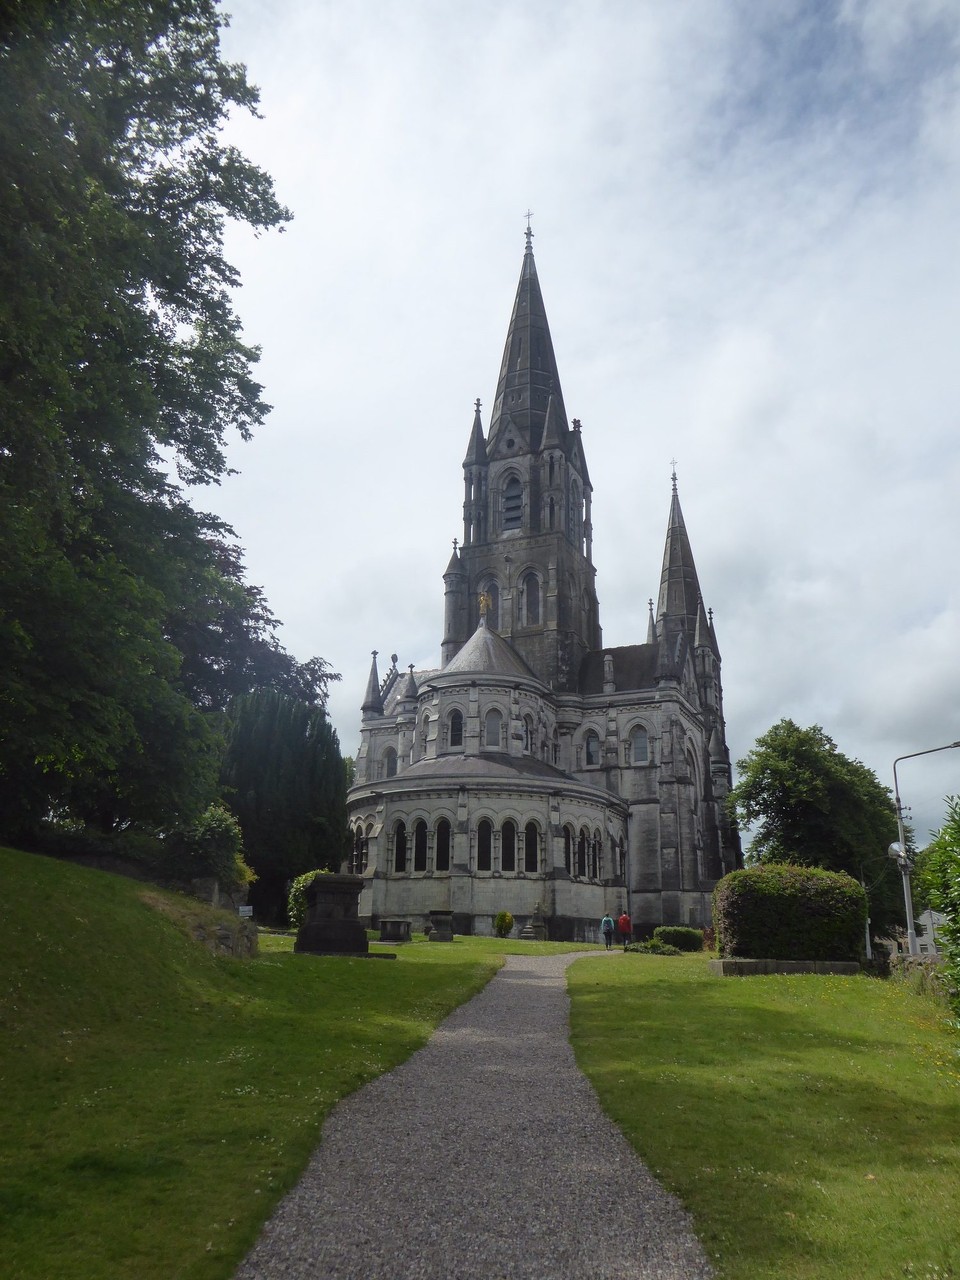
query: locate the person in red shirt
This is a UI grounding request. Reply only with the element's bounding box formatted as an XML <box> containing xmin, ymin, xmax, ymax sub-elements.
<box><xmin>617</xmin><ymin>909</ymin><xmax>632</xmax><ymax>950</ymax></box>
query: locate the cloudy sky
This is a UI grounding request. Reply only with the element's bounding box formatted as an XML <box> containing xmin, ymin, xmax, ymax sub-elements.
<box><xmin>200</xmin><ymin>0</ymin><xmax>960</xmax><ymax>846</ymax></box>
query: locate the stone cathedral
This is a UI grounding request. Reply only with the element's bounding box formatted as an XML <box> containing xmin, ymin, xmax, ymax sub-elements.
<box><xmin>346</xmin><ymin>231</ymin><xmax>741</xmax><ymax>939</ymax></box>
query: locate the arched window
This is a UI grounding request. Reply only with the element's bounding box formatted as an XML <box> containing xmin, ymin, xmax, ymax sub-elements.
<box><xmin>577</xmin><ymin>829</ymin><xmax>588</xmax><ymax>878</ymax></box>
<box><xmin>449</xmin><ymin>709</ymin><xmax>464</xmax><ymax>749</ymax></box>
<box><xmin>521</xmin><ymin>571</ymin><xmax>540</xmax><ymax>625</ymax></box>
<box><xmin>591</xmin><ymin>829</ymin><xmax>601</xmax><ymax>880</ymax></box>
<box><xmin>553</xmin><ymin>729</ymin><xmax>560</xmax><ymax>766</ymax></box>
<box><xmin>414</xmin><ymin>819</ymin><xmax>428</xmax><ymax>872</ymax></box>
<box><xmin>524</xmin><ymin>822</ymin><xmax>539</xmax><ymax>873</ymax></box>
<box><xmin>630</xmin><ymin>725</ymin><xmax>649</xmax><ymax>764</ymax></box>
<box><xmin>435</xmin><ymin>818</ymin><xmax>451</xmax><ymax>873</ymax></box>
<box><xmin>618</xmin><ymin>838</ymin><xmax>625</xmax><ymax>879</ymax></box>
<box><xmin>563</xmin><ymin>825</ymin><xmax>573</xmax><ymax>874</ymax></box>
<box><xmin>501</xmin><ymin>820</ymin><xmax>516</xmax><ymax>872</ymax></box>
<box><xmin>350</xmin><ymin>826</ymin><xmax>365</xmax><ymax>875</ymax></box>
<box><xmin>503</xmin><ymin>476</ymin><xmax>523</xmax><ymax>529</ymax></box>
<box><xmin>523</xmin><ymin>715</ymin><xmax>534</xmax><ymax>754</ymax></box>
<box><xmin>477</xmin><ymin>819</ymin><xmax>492</xmax><ymax>872</ymax></box>
<box><xmin>383</xmin><ymin>747</ymin><xmax>397</xmax><ymax>779</ymax></box>
<box><xmin>548</xmin><ymin>496</ymin><xmax>555</xmax><ymax>529</ymax></box>
<box><xmin>418</xmin><ymin>714</ymin><xmax>430</xmax><ymax>759</ymax></box>
<box><xmin>394</xmin><ymin>821</ymin><xmax>407</xmax><ymax>874</ymax></box>
<box><xmin>481</xmin><ymin>580</ymin><xmax>500</xmax><ymax>630</ymax></box>
<box><xmin>484</xmin><ymin>708</ymin><xmax>502</xmax><ymax>749</ymax></box>
<box><xmin>584</xmin><ymin>731</ymin><xmax>601</xmax><ymax>767</ymax></box>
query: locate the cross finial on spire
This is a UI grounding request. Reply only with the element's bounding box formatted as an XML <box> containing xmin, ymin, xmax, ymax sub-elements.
<box><xmin>452</xmin><ymin>537</ymin><xmax>458</xmax><ymax>552</ymax></box>
<box><xmin>670</xmin><ymin>458</ymin><xmax>678</xmax><ymax>493</ymax></box>
<box><xmin>474</xmin><ymin>397</ymin><xmax>481</xmax><ymax>413</ymax></box>
<box><xmin>524</xmin><ymin>209</ymin><xmax>534</xmax><ymax>251</ymax></box>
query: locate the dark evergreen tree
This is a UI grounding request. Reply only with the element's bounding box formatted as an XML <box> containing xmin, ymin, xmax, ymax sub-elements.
<box><xmin>220</xmin><ymin>690</ymin><xmax>349</xmax><ymax>923</ymax></box>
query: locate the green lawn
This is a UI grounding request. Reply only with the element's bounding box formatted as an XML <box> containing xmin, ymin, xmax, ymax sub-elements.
<box><xmin>0</xmin><ymin>849</ymin><xmax>504</xmax><ymax>1279</ymax></box>
<box><xmin>4</xmin><ymin>846</ymin><xmax>959</xmax><ymax>1280</ymax></box>
<box><xmin>569</xmin><ymin>952</ymin><xmax>960</xmax><ymax>1280</ymax></box>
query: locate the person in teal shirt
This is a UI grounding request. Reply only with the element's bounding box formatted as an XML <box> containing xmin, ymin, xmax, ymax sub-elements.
<box><xmin>600</xmin><ymin>914</ymin><xmax>615</xmax><ymax>949</ymax></box>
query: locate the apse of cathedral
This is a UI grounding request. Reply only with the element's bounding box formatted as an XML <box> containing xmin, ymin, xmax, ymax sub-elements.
<box><xmin>346</xmin><ymin>230</ymin><xmax>742</xmax><ymax>940</ymax></box>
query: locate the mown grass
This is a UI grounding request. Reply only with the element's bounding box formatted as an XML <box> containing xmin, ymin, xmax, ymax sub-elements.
<box><xmin>569</xmin><ymin>952</ymin><xmax>960</xmax><ymax>1280</ymax></box>
<box><xmin>0</xmin><ymin>848</ymin><xmax>508</xmax><ymax>1279</ymax></box>
<box><xmin>7</xmin><ymin>845</ymin><xmax>960</xmax><ymax>1280</ymax></box>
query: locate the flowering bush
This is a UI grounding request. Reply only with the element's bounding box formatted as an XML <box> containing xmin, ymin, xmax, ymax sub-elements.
<box><xmin>494</xmin><ymin>910</ymin><xmax>514</xmax><ymax>938</ymax></box>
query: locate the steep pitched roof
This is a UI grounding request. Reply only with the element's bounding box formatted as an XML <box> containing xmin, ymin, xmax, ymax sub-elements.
<box><xmin>487</xmin><ymin>229</ymin><xmax>570</xmax><ymax>456</ymax></box>
<box><xmin>656</xmin><ymin>474</ymin><xmax>703</xmax><ymax>642</ymax></box>
<box><xmin>442</xmin><ymin>616</ymin><xmax>538</xmax><ymax>679</ymax></box>
<box><xmin>462</xmin><ymin>398</ymin><xmax>488</xmax><ymax>467</ymax></box>
<box><xmin>579</xmin><ymin>645</ymin><xmax>659</xmax><ymax>694</ymax></box>
<box><xmin>361</xmin><ymin>650</ymin><xmax>383</xmax><ymax>716</ymax></box>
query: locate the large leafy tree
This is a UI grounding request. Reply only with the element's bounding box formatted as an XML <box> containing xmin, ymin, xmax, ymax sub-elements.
<box><xmin>220</xmin><ymin>690</ymin><xmax>349</xmax><ymax>922</ymax></box>
<box><xmin>0</xmin><ymin>1</ymin><xmax>335</xmax><ymax>840</ymax></box>
<box><xmin>728</xmin><ymin>720</ymin><xmax>903</xmax><ymax>938</ymax></box>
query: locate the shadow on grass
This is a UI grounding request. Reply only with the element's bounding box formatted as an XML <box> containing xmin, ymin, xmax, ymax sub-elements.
<box><xmin>570</xmin><ymin>960</ymin><xmax>960</xmax><ymax>1279</ymax></box>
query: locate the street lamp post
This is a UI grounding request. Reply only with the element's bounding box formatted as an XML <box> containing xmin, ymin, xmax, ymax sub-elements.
<box><xmin>891</xmin><ymin>740</ymin><xmax>960</xmax><ymax>957</ymax></box>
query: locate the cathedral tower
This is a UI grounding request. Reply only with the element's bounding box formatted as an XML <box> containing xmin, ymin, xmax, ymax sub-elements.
<box><xmin>444</xmin><ymin>228</ymin><xmax>601</xmax><ymax>691</ymax></box>
<box><xmin>347</xmin><ymin>231</ymin><xmax>741</xmax><ymax>940</ymax></box>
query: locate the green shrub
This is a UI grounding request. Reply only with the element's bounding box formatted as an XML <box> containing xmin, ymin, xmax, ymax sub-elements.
<box><xmin>288</xmin><ymin>869</ymin><xmax>329</xmax><ymax>928</ymax></box>
<box><xmin>653</xmin><ymin>926</ymin><xmax>704</xmax><ymax>952</ymax></box>
<box><xmin>626</xmin><ymin>939</ymin><xmax>682</xmax><ymax>956</ymax></box>
<box><xmin>494</xmin><ymin>910</ymin><xmax>514</xmax><ymax>938</ymax></box>
<box><xmin>170</xmin><ymin>803</ymin><xmax>255</xmax><ymax>890</ymax></box>
<box><xmin>713</xmin><ymin>863</ymin><xmax>866</xmax><ymax>961</ymax></box>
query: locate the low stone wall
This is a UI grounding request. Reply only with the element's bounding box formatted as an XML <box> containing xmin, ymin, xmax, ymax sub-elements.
<box><xmin>190</xmin><ymin>917</ymin><xmax>259</xmax><ymax>958</ymax></box>
<box><xmin>709</xmin><ymin>958</ymin><xmax>860</xmax><ymax>976</ymax></box>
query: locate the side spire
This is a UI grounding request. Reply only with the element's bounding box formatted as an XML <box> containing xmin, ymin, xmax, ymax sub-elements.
<box><xmin>361</xmin><ymin>650</ymin><xmax>383</xmax><ymax>717</ymax></box>
<box><xmin>462</xmin><ymin>397</ymin><xmax>487</xmax><ymax>467</ymax></box>
<box><xmin>656</xmin><ymin>470</ymin><xmax>703</xmax><ymax>643</ymax></box>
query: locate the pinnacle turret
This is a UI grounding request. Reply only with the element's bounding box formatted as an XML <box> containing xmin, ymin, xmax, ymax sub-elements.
<box><xmin>361</xmin><ymin>650</ymin><xmax>384</xmax><ymax>717</ymax></box>
<box><xmin>462</xmin><ymin>398</ymin><xmax>487</xmax><ymax>467</ymax></box>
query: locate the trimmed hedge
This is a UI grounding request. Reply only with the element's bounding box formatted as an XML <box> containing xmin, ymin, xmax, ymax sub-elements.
<box><xmin>653</xmin><ymin>926</ymin><xmax>704</xmax><ymax>952</ymax></box>
<box><xmin>713</xmin><ymin>863</ymin><xmax>867</xmax><ymax>961</ymax></box>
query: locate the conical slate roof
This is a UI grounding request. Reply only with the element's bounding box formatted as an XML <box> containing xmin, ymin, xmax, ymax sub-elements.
<box><xmin>442</xmin><ymin>617</ymin><xmax>538</xmax><ymax>679</ymax></box>
<box><xmin>656</xmin><ymin>475</ymin><xmax>703</xmax><ymax>640</ymax></box>
<box><xmin>487</xmin><ymin>229</ymin><xmax>569</xmax><ymax>455</ymax></box>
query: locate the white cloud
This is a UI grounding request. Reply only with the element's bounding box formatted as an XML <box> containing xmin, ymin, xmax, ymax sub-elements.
<box><xmin>200</xmin><ymin>0</ymin><xmax>960</xmax><ymax>842</ymax></box>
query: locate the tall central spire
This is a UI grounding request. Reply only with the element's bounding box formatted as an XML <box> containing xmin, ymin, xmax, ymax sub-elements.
<box><xmin>486</xmin><ymin>231</ymin><xmax>569</xmax><ymax>455</ymax></box>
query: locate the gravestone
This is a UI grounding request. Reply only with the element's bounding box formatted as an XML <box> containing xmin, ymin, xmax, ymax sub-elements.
<box><xmin>519</xmin><ymin>900</ymin><xmax>548</xmax><ymax>941</ymax></box>
<box><xmin>295</xmin><ymin>873</ymin><xmax>369</xmax><ymax>956</ymax></box>
<box><xmin>428</xmin><ymin>909</ymin><xmax>455</xmax><ymax>942</ymax></box>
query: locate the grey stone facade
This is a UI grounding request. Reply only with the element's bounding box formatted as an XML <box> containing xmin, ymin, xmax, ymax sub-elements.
<box><xmin>346</xmin><ymin>233</ymin><xmax>741</xmax><ymax>940</ymax></box>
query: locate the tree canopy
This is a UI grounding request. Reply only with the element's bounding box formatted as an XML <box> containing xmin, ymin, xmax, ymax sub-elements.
<box><xmin>220</xmin><ymin>690</ymin><xmax>349</xmax><ymax>921</ymax></box>
<box><xmin>912</xmin><ymin>796</ymin><xmax>960</xmax><ymax>1014</ymax></box>
<box><xmin>0</xmin><ymin>1</ymin><xmax>337</xmax><ymax>843</ymax></box>
<box><xmin>728</xmin><ymin>720</ymin><xmax>903</xmax><ymax>938</ymax></box>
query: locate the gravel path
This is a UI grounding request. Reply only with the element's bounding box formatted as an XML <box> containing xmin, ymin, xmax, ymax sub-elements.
<box><xmin>234</xmin><ymin>951</ymin><xmax>714</xmax><ymax>1279</ymax></box>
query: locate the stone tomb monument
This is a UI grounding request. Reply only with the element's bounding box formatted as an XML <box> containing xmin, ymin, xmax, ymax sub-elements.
<box><xmin>295</xmin><ymin>873</ymin><xmax>369</xmax><ymax>956</ymax></box>
<box><xmin>428</xmin><ymin>909</ymin><xmax>455</xmax><ymax>942</ymax></box>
